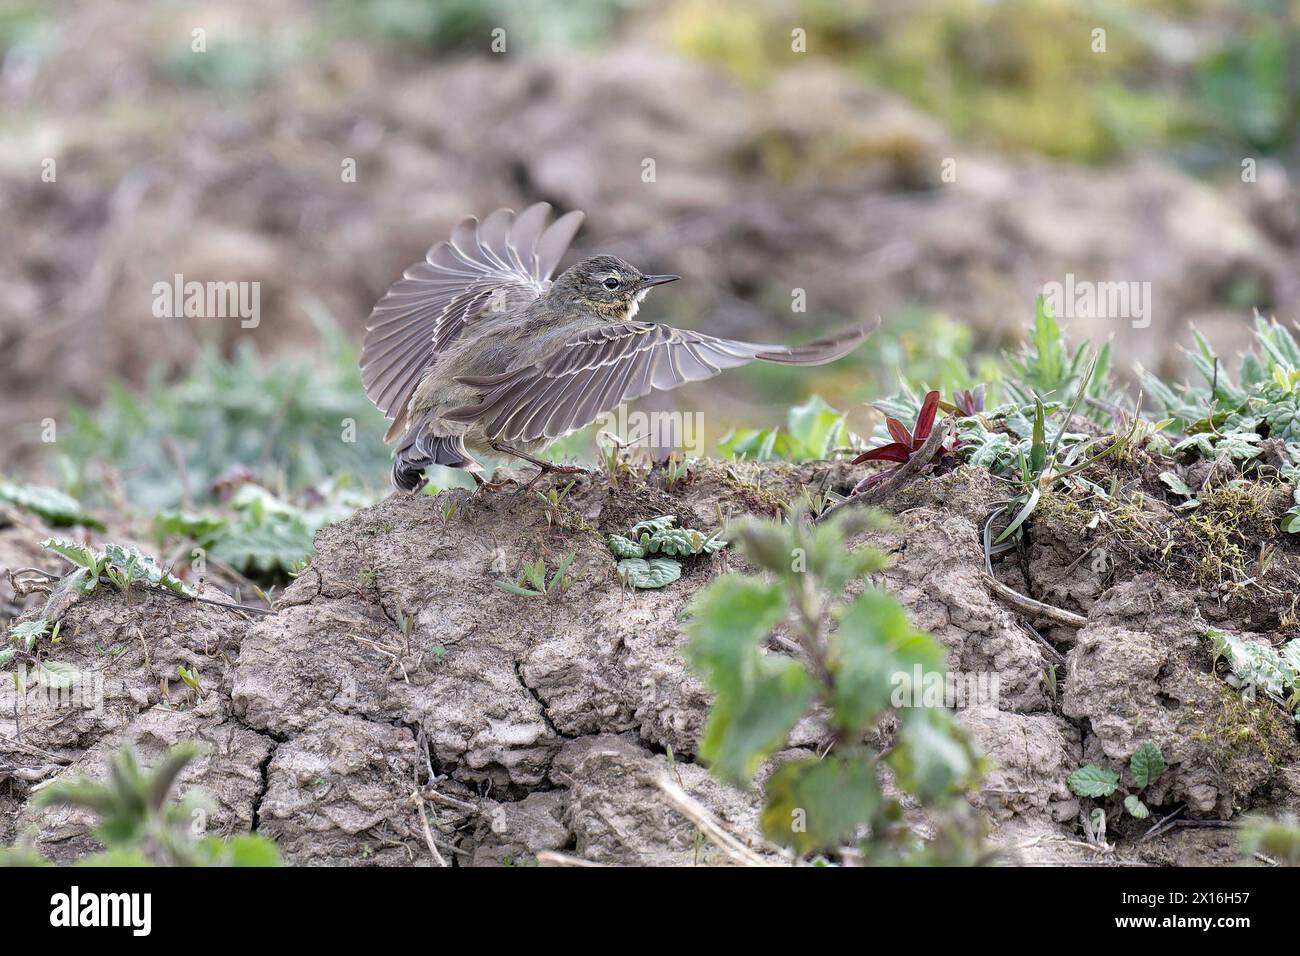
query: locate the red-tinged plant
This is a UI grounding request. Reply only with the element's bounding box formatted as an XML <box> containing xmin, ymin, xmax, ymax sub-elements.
<box><xmin>942</xmin><ymin>385</ymin><xmax>986</xmax><ymax>417</ymax></box>
<box><xmin>851</xmin><ymin>390</ymin><xmax>955</xmax><ymax>492</ymax></box>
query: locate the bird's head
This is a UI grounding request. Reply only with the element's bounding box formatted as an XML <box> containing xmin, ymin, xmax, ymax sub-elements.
<box><xmin>549</xmin><ymin>255</ymin><xmax>679</xmax><ymax>320</ymax></box>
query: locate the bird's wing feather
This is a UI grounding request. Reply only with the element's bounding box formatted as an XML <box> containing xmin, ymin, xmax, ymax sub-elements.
<box><xmin>360</xmin><ymin>203</ymin><xmax>585</xmax><ymax>439</ymax></box>
<box><xmin>444</xmin><ymin>322</ymin><xmax>870</xmax><ymax>444</ymax></box>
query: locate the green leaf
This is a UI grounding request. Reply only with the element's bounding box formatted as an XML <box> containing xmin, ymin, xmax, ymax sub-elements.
<box><xmin>495</xmin><ymin>580</ymin><xmax>541</xmax><ymax>597</ymax></box>
<box><xmin>645</xmin><ymin>527</ymin><xmax>704</xmax><ymax>556</ymax></box>
<box><xmin>606</xmin><ymin>534</ymin><xmax>645</xmax><ymax>559</ymax></box>
<box><xmin>547</xmin><ymin>551</ymin><xmax>576</xmax><ymax>593</ymax></box>
<box><xmin>888</xmin><ymin>708</ymin><xmax>981</xmax><ymax>801</ymax></box>
<box><xmin>42</xmin><ymin>537</ymin><xmax>102</xmax><ymax>570</ymax></box>
<box><xmin>31</xmin><ymin>660</ymin><xmax>80</xmax><ymax>691</ymax></box>
<box><xmin>830</xmin><ymin>590</ymin><xmax>945</xmax><ymax>733</ymax></box>
<box><xmin>733</xmin><ymin>521</ymin><xmax>795</xmax><ymax>574</ymax></box>
<box><xmin>703</xmin><ymin>660</ymin><xmax>814</xmax><ymax>786</ymax></box>
<box><xmin>616</xmin><ymin>557</ymin><xmax>682</xmax><ymax>589</ymax></box>
<box><xmin>994</xmin><ymin>487</ymin><xmax>1040</xmax><ymax>544</ymax></box>
<box><xmin>684</xmin><ymin>576</ymin><xmax>809</xmax><ymax>785</ymax></box>
<box><xmin>1067</xmin><ymin>764</ymin><xmax>1120</xmax><ymax>798</ymax></box>
<box><xmin>197</xmin><ymin>833</ymin><xmax>282</xmax><ymax>867</ymax></box>
<box><xmin>8</xmin><ymin>618</ymin><xmax>50</xmax><ymax>652</ymax></box>
<box><xmin>1124</xmin><ymin>794</ymin><xmax>1150</xmax><ymax>819</ymax></box>
<box><xmin>630</xmin><ymin>515</ymin><xmax>676</xmax><ymax>535</ymax></box>
<box><xmin>785</xmin><ymin>395</ymin><xmax>847</xmax><ymax>460</ymax></box>
<box><xmin>1034</xmin><ymin>296</ymin><xmax>1063</xmax><ymax>383</ymax></box>
<box><xmin>0</xmin><ymin>480</ymin><xmax>101</xmax><ymax>528</ymax></box>
<box><xmin>145</xmin><ymin>742</ymin><xmax>204</xmax><ymax>812</ymax></box>
<box><xmin>684</xmin><ymin>576</ymin><xmax>787</xmax><ymax>685</ymax></box>
<box><xmin>761</xmin><ymin>750</ymin><xmax>880</xmax><ymax>854</ymax></box>
<box><xmin>1030</xmin><ymin>397</ymin><xmax>1047</xmax><ymax>473</ymax></box>
<box><xmin>1129</xmin><ymin>742</ymin><xmax>1166</xmax><ymax>789</ymax></box>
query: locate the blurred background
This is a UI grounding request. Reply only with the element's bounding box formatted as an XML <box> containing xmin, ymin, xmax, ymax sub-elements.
<box><xmin>1</xmin><ymin>0</ymin><xmax>1297</xmax><ymax>525</ymax></box>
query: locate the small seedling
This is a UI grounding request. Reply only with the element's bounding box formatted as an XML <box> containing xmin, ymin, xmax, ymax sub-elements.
<box><xmin>1067</xmin><ymin>741</ymin><xmax>1166</xmax><ymax>820</ymax></box>
<box><xmin>495</xmin><ymin>551</ymin><xmax>576</xmax><ymax>598</ymax></box>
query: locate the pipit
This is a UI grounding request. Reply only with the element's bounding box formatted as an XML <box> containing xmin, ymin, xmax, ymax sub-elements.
<box><xmin>360</xmin><ymin>203</ymin><xmax>869</xmax><ymax>491</ymax></box>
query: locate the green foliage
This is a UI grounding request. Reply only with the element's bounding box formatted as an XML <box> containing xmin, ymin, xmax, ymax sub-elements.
<box><xmin>1066</xmin><ymin>765</ymin><xmax>1120</xmax><ymax>798</ymax></box>
<box><xmin>616</xmin><ymin>557</ymin><xmax>682</xmax><ymax>590</ymax></box>
<box><xmin>1240</xmin><ymin>813</ymin><xmax>1300</xmax><ymax>866</ymax></box>
<box><xmin>675</xmin><ymin>1</ymin><xmax>1287</xmax><ymax>164</ymax></box>
<box><xmin>0</xmin><ymin>479</ymin><xmax>101</xmax><ymax>528</ymax></box>
<box><xmin>4</xmin><ymin>538</ymin><xmax>199</xmax><ymax>677</ymax></box>
<box><xmin>332</xmin><ymin>0</ymin><xmax>638</xmax><ymax>52</ymax></box>
<box><xmin>1067</xmin><ymin>741</ymin><xmax>1166</xmax><ymax>821</ymax></box>
<box><xmin>606</xmin><ymin>515</ymin><xmax>725</xmax><ymax>590</ymax></box>
<box><xmin>44</xmin><ymin>538</ymin><xmax>195</xmax><ymax>597</ymax></box>
<box><xmin>682</xmin><ymin>508</ymin><xmax>987</xmax><ymax>863</ymax></box>
<box><xmin>989</xmin><ymin>353</ymin><xmax>1133</xmax><ymax>547</ymax></box>
<box><xmin>1003</xmin><ymin>298</ymin><xmax>1114</xmax><ymax>407</ymax></box>
<box><xmin>719</xmin><ymin>395</ymin><xmax>848</xmax><ymax>462</ymax></box>
<box><xmin>57</xmin><ymin>310</ymin><xmax>390</xmax><ymax>512</ymax></box>
<box><xmin>0</xmin><ymin>742</ymin><xmax>280</xmax><ymax>867</ymax></box>
<box><xmin>154</xmin><ymin>481</ymin><xmax>371</xmax><ymax>576</ymax></box>
<box><xmin>1142</xmin><ymin>316</ymin><xmax>1300</xmax><ymax>446</ymax></box>
<box><xmin>1129</xmin><ymin>741</ymin><xmax>1167</xmax><ymax>789</ymax></box>
<box><xmin>495</xmin><ymin>551</ymin><xmax>576</xmax><ymax>598</ymax></box>
<box><xmin>1209</xmin><ymin>626</ymin><xmax>1300</xmax><ymax>720</ymax></box>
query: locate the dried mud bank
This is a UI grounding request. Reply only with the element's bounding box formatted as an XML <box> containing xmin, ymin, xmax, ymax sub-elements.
<box><xmin>2</xmin><ymin>461</ymin><xmax>1297</xmax><ymax>865</ymax></box>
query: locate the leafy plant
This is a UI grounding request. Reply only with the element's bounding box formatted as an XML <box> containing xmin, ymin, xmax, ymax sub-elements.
<box><xmin>1284</xmin><ymin>484</ymin><xmax>1300</xmax><ymax>535</ymax></box>
<box><xmin>0</xmin><ymin>479</ymin><xmax>101</xmax><ymax>528</ymax></box>
<box><xmin>1003</xmin><ymin>297</ymin><xmax>1114</xmax><ymax>408</ymax></box>
<box><xmin>1209</xmin><ymin>626</ymin><xmax>1300</xmax><ymax>720</ymax></box>
<box><xmin>719</xmin><ymin>395</ymin><xmax>848</xmax><ymax>462</ymax></box>
<box><xmin>1142</xmin><ymin>315</ymin><xmax>1300</xmax><ymax>444</ymax></box>
<box><xmin>851</xmin><ymin>389</ymin><xmax>957</xmax><ymax>492</ymax></box>
<box><xmin>495</xmin><ymin>552</ymin><xmax>576</xmax><ymax>598</ymax></box>
<box><xmin>988</xmin><ymin>356</ymin><xmax>1133</xmax><ymax>548</ymax></box>
<box><xmin>2</xmin><ymin>538</ymin><xmax>200</xmax><ymax>677</ymax></box>
<box><xmin>607</xmin><ymin>515</ymin><xmax>725</xmax><ymax>590</ymax></box>
<box><xmin>1067</xmin><ymin>741</ymin><xmax>1167</xmax><ymax>820</ymax></box>
<box><xmin>0</xmin><ymin>742</ymin><xmax>279</xmax><ymax>866</ymax></box>
<box><xmin>154</xmin><ymin>482</ymin><xmax>369</xmax><ymax>577</ymax></box>
<box><xmin>682</xmin><ymin>508</ymin><xmax>987</xmax><ymax>863</ymax></box>
<box><xmin>56</xmin><ymin>309</ymin><xmax>391</xmax><ymax>512</ymax></box>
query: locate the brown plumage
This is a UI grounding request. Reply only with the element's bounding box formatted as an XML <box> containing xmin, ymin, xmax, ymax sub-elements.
<box><xmin>360</xmin><ymin>203</ymin><xmax>870</xmax><ymax>491</ymax></box>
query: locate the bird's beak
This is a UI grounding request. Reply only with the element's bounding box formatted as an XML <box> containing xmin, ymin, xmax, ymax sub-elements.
<box><xmin>641</xmin><ymin>274</ymin><xmax>680</xmax><ymax>288</ymax></box>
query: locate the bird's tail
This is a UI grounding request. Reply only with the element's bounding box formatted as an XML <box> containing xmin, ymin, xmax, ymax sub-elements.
<box><xmin>391</xmin><ymin>430</ymin><xmax>473</xmax><ymax>492</ymax></box>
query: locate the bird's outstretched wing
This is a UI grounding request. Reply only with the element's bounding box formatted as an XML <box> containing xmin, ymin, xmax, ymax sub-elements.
<box><xmin>361</xmin><ymin>203</ymin><xmax>585</xmax><ymax>441</ymax></box>
<box><xmin>443</xmin><ymin>322</ymin><xmax>870</xmax><ymax>444</ymax></box>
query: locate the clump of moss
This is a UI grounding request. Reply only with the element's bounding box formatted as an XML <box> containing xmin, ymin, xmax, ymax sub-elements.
<box><xmin>1033</xmin><ymin>485</ymin><xmax>1167</xmax><ymax>569</ymax></box>
<box><xmin>1180</xmin><ymin>481</ymin><xmax>1286</xmax><ymax>590</ymax></box>
<box><xmin>1191</xmin><ymin>679</ymin><xmax>1292</xmax><ymax>805</ymax></box>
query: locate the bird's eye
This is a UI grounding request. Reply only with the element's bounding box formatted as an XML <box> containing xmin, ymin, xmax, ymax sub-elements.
<box><xmin>602</xmin><ymin>277</ymin><xmax>620</xmax><ymax>290</ymax></box>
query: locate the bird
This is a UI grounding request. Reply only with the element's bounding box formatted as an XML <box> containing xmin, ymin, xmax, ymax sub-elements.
<box><xmin>360</xmin><ymin>203</ymin><xmax>870</xmax><ymax>492</ymax></box>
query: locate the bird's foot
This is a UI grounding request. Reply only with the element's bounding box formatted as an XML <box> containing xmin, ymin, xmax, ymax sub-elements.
<box><xmin>470</xmin><ymin>473</ymin><xmax>517</xmax><ymax>497</ymax></box>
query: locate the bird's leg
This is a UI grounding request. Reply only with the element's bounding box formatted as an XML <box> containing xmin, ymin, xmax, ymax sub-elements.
<box><xmin>489</xmin><ymin>441</ymin><xmax>590</xmax><ymax>477</ymax></box>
